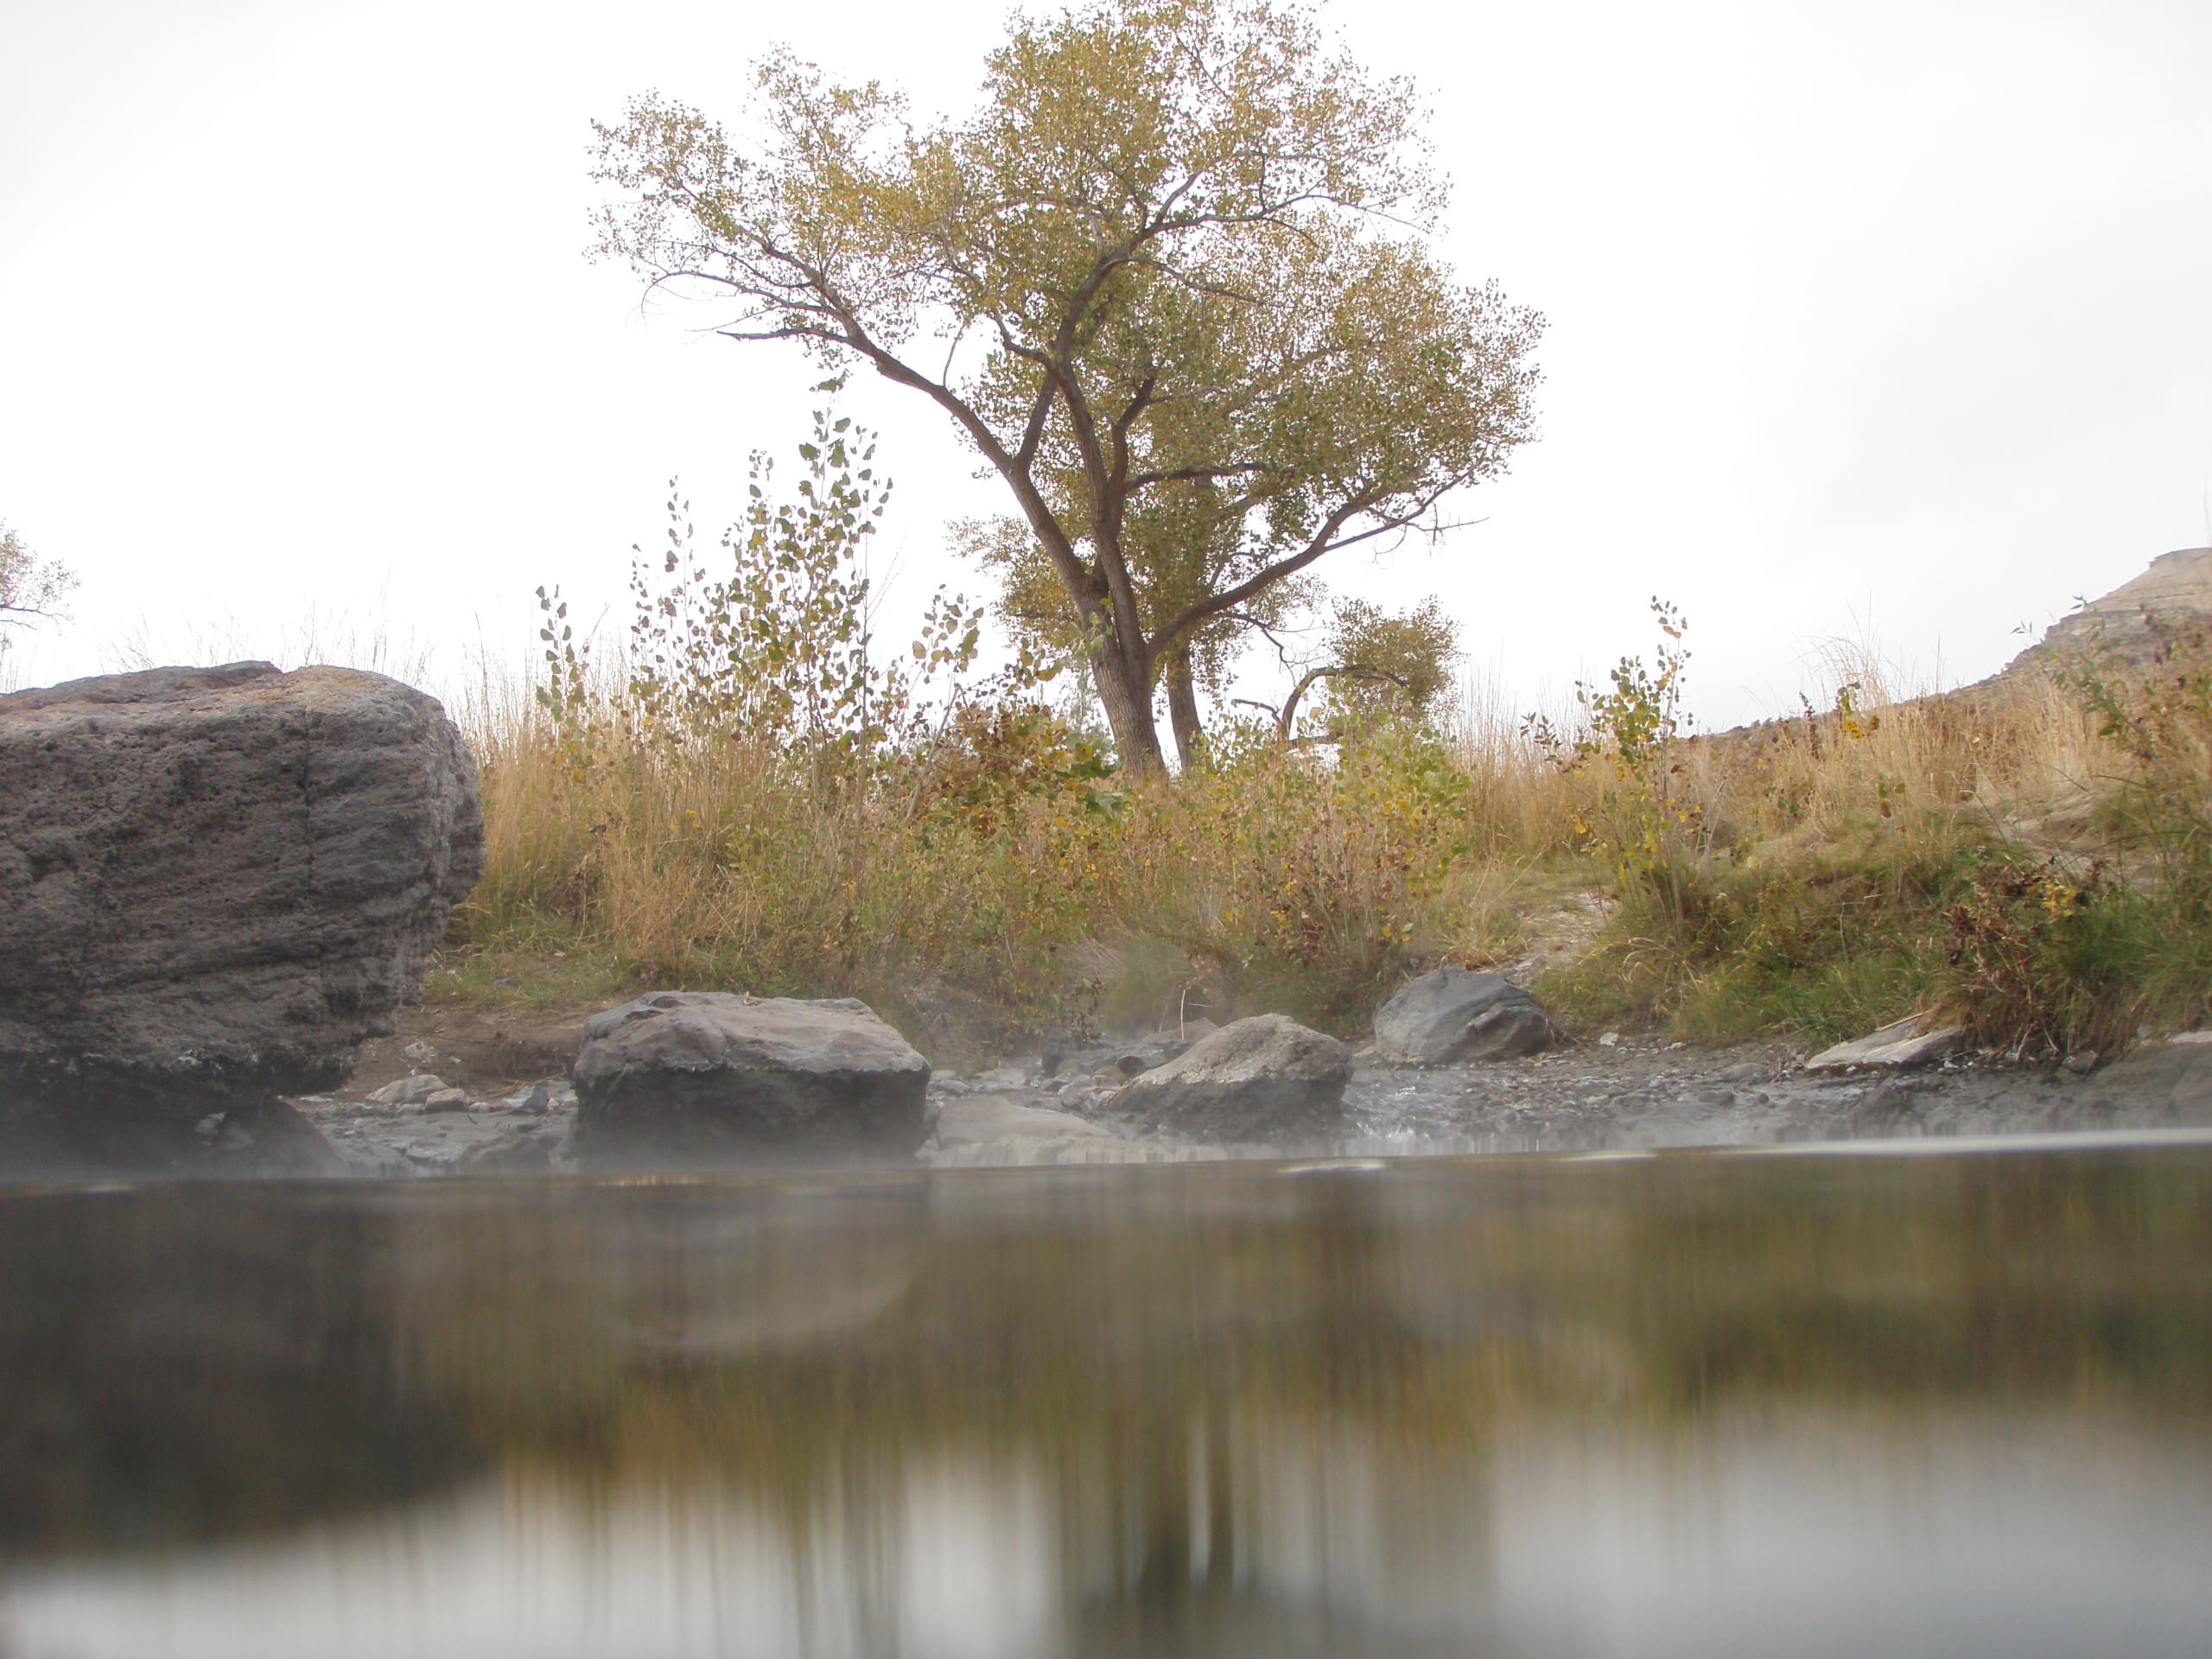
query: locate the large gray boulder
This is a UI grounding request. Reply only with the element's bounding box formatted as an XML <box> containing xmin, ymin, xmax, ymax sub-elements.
<box><xmin>0</xmin><ymin>662</ymin><xmax>483</xmax><ymax>1167</ymax></box>
<box><xmin>1372</xmin><ymin>968</ymin><xmax>1566</xmax><ymax>1065</ymax></box>
<box><xmin>1106</xmin><ymin>1014</ymin><xmax>1351</xmax><ymax>1142</ymax></box>
<box><xmin>571</xmin><ymin>991</ymin><xmax>931</xmax><ymax>1167</ymax></box>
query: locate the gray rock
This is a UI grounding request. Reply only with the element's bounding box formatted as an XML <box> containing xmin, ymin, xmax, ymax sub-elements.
<box><xmin>1804</xmin><ymin>1015</ymin><xmax>1963</xmax><ymax>1071</ymax></box>
<box><xmin>504</xmin><ymin>1083</ymin><xmax>553</xmax><ymax>1114</ymax></box>
<box><xmin>570</xmin><ymin>990</ymin><xmax>931</xmax><ymax>1167</ymax></box>
<box><xmin>370</xmin><ymin>1074</ymin><xmax>451</xmax><ymax>1105</ymax></box>
<box><xmin>422</xmin><ymin>1089</ymin><xmax>472</xmax><ymax>1114</ymax></box>
<box><xmin>1372</xmin><ymin>968</ymin><xmax>1567</xmax><ymax>1065</ymax></box>
<box><xmin>0</xmin><ymin>663</ymin><xmax>482</xmax><ymax>1168</ymax></box>
<box><xmin>205</xmin><ymin>1097</ymin><xmax>352</xmax><ymax>1178</ymax></box>
<box><xmin>1107</xmin><ymin>1014</ymin><xmax>1352</xmax><ymax>1141</ymax></box>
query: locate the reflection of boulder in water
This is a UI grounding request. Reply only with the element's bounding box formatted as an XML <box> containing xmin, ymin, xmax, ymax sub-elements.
<box><xmin>611</xmin><ymin>1219</ymin><xmax>920</xmax><ymax>1358</ymax></box>
<box><xmin>0</xmin><ymin>1189</ymin><xmax>479</xmax><ymax>1559</ymax></box>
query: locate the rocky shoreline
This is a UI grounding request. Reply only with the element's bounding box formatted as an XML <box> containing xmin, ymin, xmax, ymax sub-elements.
<box><xmin>291</xmin><ymin>1014</ymin><xmax>2212</xmax><ymax>1178</ymax></box>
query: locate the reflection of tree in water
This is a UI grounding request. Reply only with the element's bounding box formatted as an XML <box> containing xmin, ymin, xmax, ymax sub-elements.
<box><xmin>0</xmin><ymin>1149</ymin><xmax>2207</xmax><ymax>1649</ymax></box>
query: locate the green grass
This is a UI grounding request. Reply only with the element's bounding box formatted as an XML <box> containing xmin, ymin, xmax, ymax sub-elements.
<box><xmin>1539</xmin><ymin>825</ymin><xmax>2212</xmax><ymax>1056</ymax></box>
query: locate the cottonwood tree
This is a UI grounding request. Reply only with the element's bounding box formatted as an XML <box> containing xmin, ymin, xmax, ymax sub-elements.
<box><xmin>960</xmin><ymin>496</ymin><xmax>1318</xmax><ymax>769</ymax></box>
<box><xmin>592</xmin><ymin>0</ymin><xmax>1541</xmax><ymax>773</ymax></box>
<box><xmin>0</xmin><ymin>522</ymin><xmax>74</xmax><ymax>658</ymax></box>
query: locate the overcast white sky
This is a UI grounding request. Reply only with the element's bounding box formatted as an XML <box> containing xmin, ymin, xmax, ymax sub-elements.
<box><xmin>3</xmin><ymin>0</ymin><xmax>2208</xmax><ymax>728</ymax></box>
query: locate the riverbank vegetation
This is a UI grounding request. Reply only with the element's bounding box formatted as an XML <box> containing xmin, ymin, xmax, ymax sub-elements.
<box><xmin>441</xmin><ymin>428</ymin><xmax>2211</xmax><ymax>1064</ymax></box>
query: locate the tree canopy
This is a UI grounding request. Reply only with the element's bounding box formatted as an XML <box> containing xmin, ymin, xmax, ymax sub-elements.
<box><xmin>592</xmin><ymin>0</ymin><xmax>1541</xmax><ymax>772</ymax></box>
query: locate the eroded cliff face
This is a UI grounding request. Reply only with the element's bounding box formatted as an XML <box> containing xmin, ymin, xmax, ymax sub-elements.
<box><xmin>0</xmin><ymin>662</ymin><xmax>482</xmax><ymax>1166</ymax></box>
<box><xmin>2005</xmin><ymin>546</ymin><xmax>2212</xmax><ymax>675</ymax></box>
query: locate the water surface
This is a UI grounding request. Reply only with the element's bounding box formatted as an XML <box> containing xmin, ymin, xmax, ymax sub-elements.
<box><xmin>3</xmin><ymin>1141</ymin><xmax>2208</xmax><ymax>1656</ymax></box>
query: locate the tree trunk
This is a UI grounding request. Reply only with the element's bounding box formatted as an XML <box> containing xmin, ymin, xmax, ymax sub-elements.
<box><xmin>1165</xmin><ymin>645</ymin><xmax>1206</xmax><ymax>772</ymax></box>
<box><xmin>1090</xmin><ymin>641</ymin><xmax>1166</xmax><ymax>777</ymax></box>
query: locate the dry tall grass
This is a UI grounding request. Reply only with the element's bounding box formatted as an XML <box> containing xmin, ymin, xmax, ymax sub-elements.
<box><xmin>445</xmin><ymin>625</ymin><xmax>2209</xmax><ymax>1058</ymax></box>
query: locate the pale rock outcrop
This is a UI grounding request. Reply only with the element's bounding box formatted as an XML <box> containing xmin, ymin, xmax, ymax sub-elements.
<box><xmin>1804</xmin><ymin>1014</ymin><xmax>1964</xmax><ymax>1071</ymax></box>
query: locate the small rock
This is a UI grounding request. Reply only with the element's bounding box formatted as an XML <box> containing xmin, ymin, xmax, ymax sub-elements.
<box><xmin>1598</xmin><ymin>1031</ymin><xmax>1620</xmax><ymax>1047</ymax></box>
<box><xmin>423</xmin><ymin>1089</ymin><xmax>473</xmax><ymax>1114</ymax></box>
<box><xmin>2063</xmin><ymin>1051</ymin><xmax>2099</xmax><ymax>1076</ymax></box>
<box><xmin>504</xmin><ymin>1083</ymin><xmax>553</xmax><ymax>1114</ymax></box>
<box><xmin>403</xmin><ymin>1040</ymin><xmax>440</xmax><ymax>1067</ymax></box>
<box><xmin>370</xmin><ymin>1074</ymin><xmax>450</xmax><ymax>1105</ymax></box>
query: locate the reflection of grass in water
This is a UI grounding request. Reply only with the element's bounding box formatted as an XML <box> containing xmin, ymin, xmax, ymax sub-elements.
<box><xmin>403</xmin><ymin>1156</ymin><xmax>2212</xmax><ymax>1502</ymax></box>
<box><xmin>4</xmin><ymin>1154</ymin><xmax>2209</xmax><ymax>1559</ymax></box>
